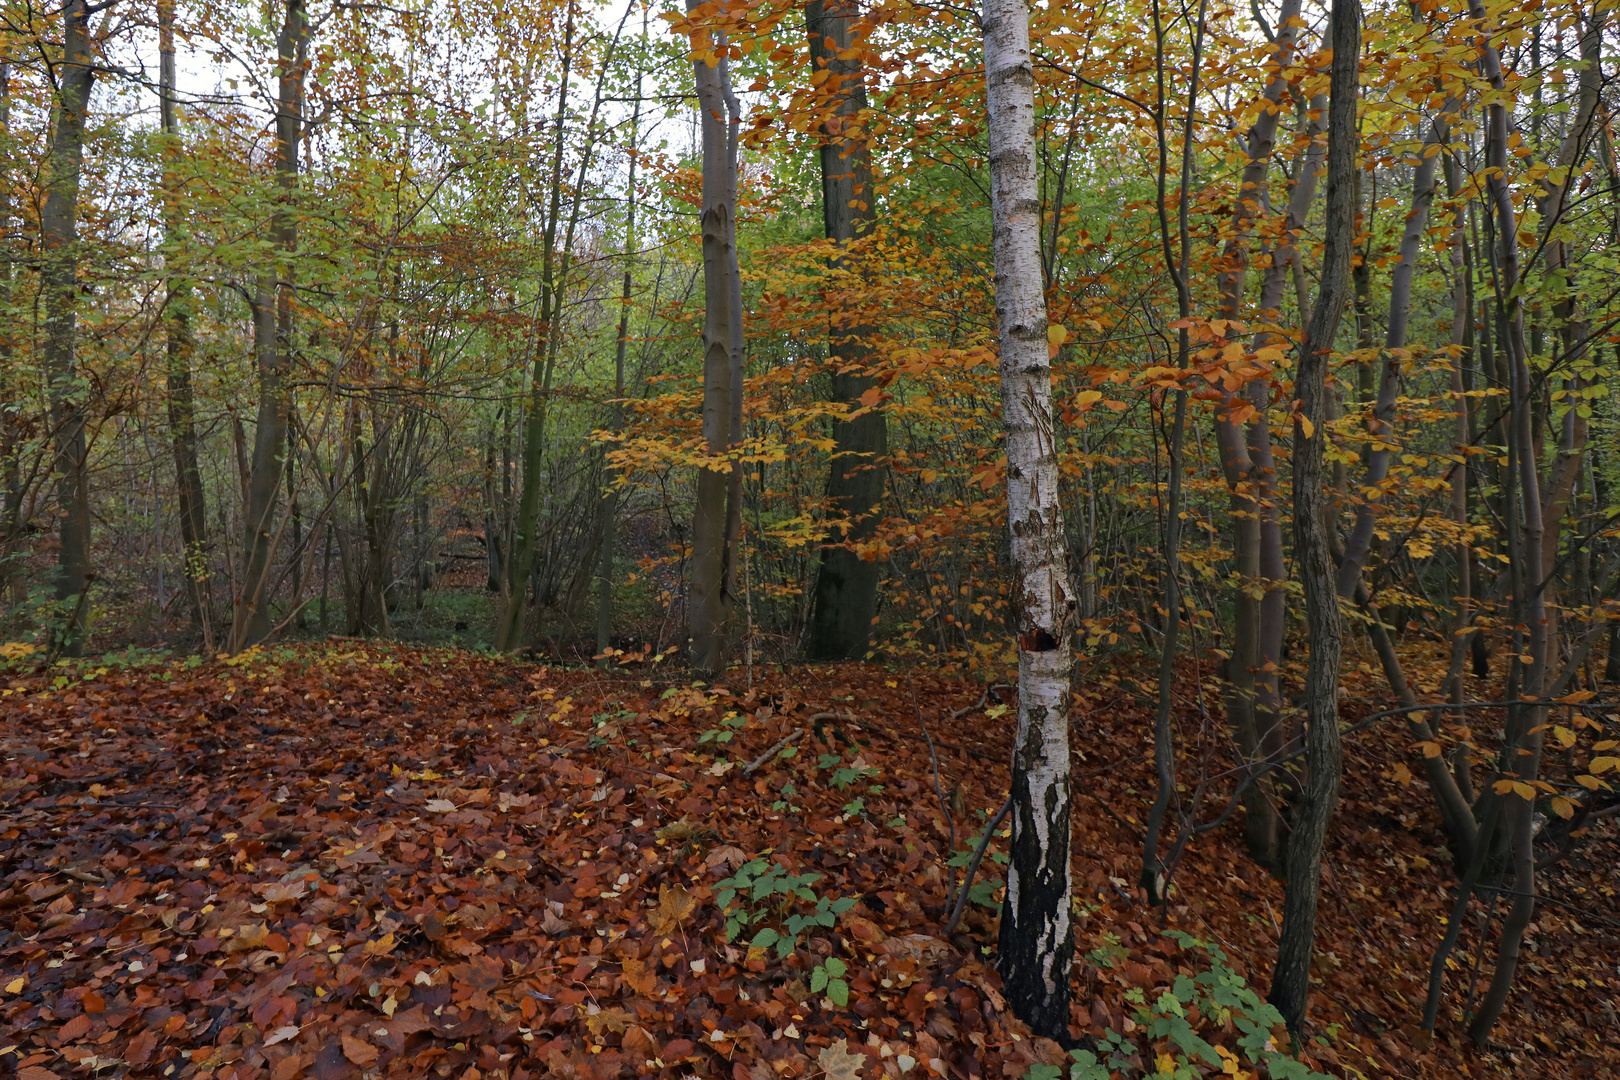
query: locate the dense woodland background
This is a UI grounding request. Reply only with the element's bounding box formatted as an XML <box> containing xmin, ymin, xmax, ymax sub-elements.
<box><xmin>2</xmin><ymin>0</ymin><xmax>1620</xmax><ymax>1070</ymax></box>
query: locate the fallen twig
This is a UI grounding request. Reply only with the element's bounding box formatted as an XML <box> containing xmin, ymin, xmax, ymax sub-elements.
<box><xmin>743</xmin><ymin>727</ymin><xmax>804</xmax><ymax>776</ymax></box>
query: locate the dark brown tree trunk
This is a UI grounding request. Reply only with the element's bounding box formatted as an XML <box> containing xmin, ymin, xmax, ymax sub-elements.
<box><xmin>229</xmin><ymin>0</ymin><xmax>304</xmax><ymax>652</ymax></box>
<box><xmin>1268</xmin><ymin>0</ymin><xmax>1355</xmax><ymax>1036</ymax></box>
<box><xmin>805</xmin><ymin>0</ymin><xmax>886</xmax><ymax>660</ymax></box>
<box><xmin>42</xmin><ymin>0</ymin><xmax>96</xmax><ymax>656</ymax></box>
<box><xmin>687</xmin><ymin>3</ymin><xmax>739</xmax><ymax>677</ymax></box>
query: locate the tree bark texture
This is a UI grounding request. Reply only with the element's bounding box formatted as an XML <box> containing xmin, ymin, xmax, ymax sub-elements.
<box><xmin>687</xmin><ymin>9</ymin><xmax>738</xmax><ymax>678</ymax></box>
<box><xmin>982</xmin><ymin>0</ymin><xmax>1076</xmax><ymax>1038</ymax></box>
<box><xmin>805</xmin><ymin>0</ymin><xmax>886</xmax><ymax>661</ymax></box>
<box><xmin>1267</xmin><ymin>0</ymin><xmax>1356</xmax><ymax>1037</ymax></box>
<box><xmin>229</xmin><ymin>0</ymin><xmax>304</xmax><ymax>652</ymax></box>
<box><xmin>42</xmin><ymin>0</ymin><xmax>96</xmax><ymax>656</ymax></box>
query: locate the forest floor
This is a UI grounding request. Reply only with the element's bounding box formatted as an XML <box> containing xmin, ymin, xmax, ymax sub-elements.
<box><xmin>1</xmin><ymin>643</ymin><xmax>1615</xmax><ymax>1080</ymax></box>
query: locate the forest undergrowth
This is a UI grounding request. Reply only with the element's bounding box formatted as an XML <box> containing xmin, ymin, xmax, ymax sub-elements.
<box><xmin>1</xmin><ymin>643</ymin><xmax>1615</xmax><ymax>1080</ymax></box>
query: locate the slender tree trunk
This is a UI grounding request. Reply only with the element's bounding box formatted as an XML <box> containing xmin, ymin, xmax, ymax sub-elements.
<box><xmin>229</xmin><ymin>0</ymin><xmax>304</xmax><ymax>652</ymax></box>
<box><xmin>495</xmin><ymin>9</ymin><xmax>574</xmax><ymax>652</ymax></box>
<box><xmin>497</xmin><ymin>4</ymin><xmax>630</xmax><ymax>651</ymax></box>
<box><xmin>1241</xmin><ymin>64</ymin><xmax>1332</xmax><ymax>845</ymax></box>
<box><xmin>1336</xmin><ymin>103</ymin><xmax>1458</xmax><ymax>595</ymax></box>
<box><xmin>721</xmin><ymin>57</ymin><xmax>746</xmax><ymax>636</ymax></box>
<box><xmin>687</xmin><ymin>7</ymin><xmax>738</xmax><ymax>678</ymax></box>
<box><xmin>1209</xmin><ymin>0</ymin><xmax>1305</xmax><ymax>873</ymax></box>
<box><xmin>1268</xmin><ymin>0</ymin><xmax>1355</xmax><ymax>1036</ymax></box>
<box><xmin>982</xmin><ymin>0</ymin><xmax>1076</xmax><ymax>1037</ymax></box>
<box><xmin>1141</xmin><ymin>0</ymin><xmax>1206</xmax><ymax>905</ymax></box>
<box><xmin>1443</xmin><ymin>151</ymin><xmax>1472</xmax><ymax>703</ymax></box>
<box><xmin>159</xmin><ymin>0</ymin><xmax>213</xmax><ymax>651</ymax></box>
<box><xmin>0</xmin><ymin>61</ymin><xmax>23</xmax><ymax>604</ymax></box>
<box><xmin>1530</xmin><ymin>9</ymin><xmax>1603</xmax><ymax>657</ymax></box>
<box><xmin>805</xmin><ymin>0</ymin><xmax>886</xmax><ymax>660</ymax></box>
<box><xmin>1466</xmin><ymin>0</ymin><xmax>1550</xmax><ymax>1042</ymax></box>
<box><xmin>42</xmin><ymin>0</ymin><xmax>96</xmax><ymax>657</ymax></box>
<box><xmin>484</xmin><ymin>417</ymin><xmax>502</xmax><ymax>591</ymax></box>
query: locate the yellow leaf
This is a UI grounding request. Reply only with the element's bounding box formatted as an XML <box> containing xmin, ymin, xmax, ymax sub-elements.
<box><xmin>651</xmin><ymin>884</ymin><xmax>696</xmax><ymax>935</ymax></box>
<box><xmin>3</xmin><ymin>977</ymin><xmax>23</xmax><ymax>994</ymax></box>
<box><xmin>1550</xmin><ymin>796</ymin><xmax>1575</xmax><ymax>819</ymax></box>
<box><xmin>1589</xmin><ymin>756</ymin><xmax>1619</xmax><ymax>774</ymax></box>
<box><xmin>1298</xmin><ymin>415</ymin><xmax>1315</xmax><ymax>438</ymax></box>
<box><xmin>1047</xmin><ymin>323</ymin><xmax>1069</xmax><ymax>347</ymax></box>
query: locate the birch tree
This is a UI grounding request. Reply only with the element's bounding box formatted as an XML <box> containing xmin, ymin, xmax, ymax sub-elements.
<box><xmin>981</xmin><ymin>0</ymin><xmax>1075</xmax><ymax>1036</ymax></box>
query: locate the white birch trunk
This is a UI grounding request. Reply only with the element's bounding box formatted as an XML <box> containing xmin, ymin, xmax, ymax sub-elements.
<box><xmin>982</xmin><ymin>0</ymin><xmax>1076</xmax><ymax>1037</ymax></box>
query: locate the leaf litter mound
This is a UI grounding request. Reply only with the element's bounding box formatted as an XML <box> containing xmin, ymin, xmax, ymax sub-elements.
<box><xmin>1</xmin><ymin>644</ymin><xmax>1616</xmax><ymax>1080</ymax></box>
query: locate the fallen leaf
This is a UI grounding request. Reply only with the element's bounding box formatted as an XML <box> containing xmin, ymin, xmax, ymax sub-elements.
<box><xmin>652</xmin><ymin>884</ymin><xmax>696</xmax><ymax>935</ymax></box>
<box><xmin>341</xmin><ymin>1032</ymin><xmax>378</xmax><ymax>1067</ymax></box>
<box><xmin>818</xmin><ymin>1038</ymin><xmax>866</xmax><ymax>1080</ymax></box>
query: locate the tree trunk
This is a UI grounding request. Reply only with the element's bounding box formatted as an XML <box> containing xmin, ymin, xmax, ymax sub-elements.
<box><xmin>42</xmin><ymin>0</ymin><xmax>96</xmax><ymax>657</ymax></box>
<box><xmin>1209</xmin><ymin>0</ymin><xmax>1306</xmax><ymax>874</ymax></box>
<box><xmin>687</xmin><ymin>6</ymin><xmax>738</xmax><ymax>678</ymax></box>
<box><xmin>159</xmin><ymin>0</ymin><xmax>213</xmax><ymax>651</ymax></box>
<box><xmin>229</xmin><ymin>0</ymin><xmax>304</xmax><ymax>652</ymax></box>
<box><xmin>805</xmin><ymin>0</ymin><xmax>886</xmax><ymax>661</ymax></box>
<box><xmin>982</xmin><ymin>0</ymin><xmax>1077</xmax><ymax>1037</ymax></box>
<box><xmin>1443</xmin><ymin>150</ymin><xmax>1472</xmax><ymax>703</ymax></box>
<box><xmin>495</xmin><ymin>10</ymin><xmax>575</xmax><ymax>652</ymax></box>
<box><xmin>0</xmin><ymin>61</ymin><xmax>23</xmax><ymax>604</ymax></box>
<box><xmin>1268</xmin><ymin>0</ymin><xmax>1355</xmax><ymax>1037</ymax></box>
<box><xmin>1466</xmin><ymin>0</ymin><xmax>1551</xmax><ymax>1042</ymax></box>
<box><xmin>1141</xmin><ymin>0</ymin><xmax>1206</xmax><ymax>904</ymax></box>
